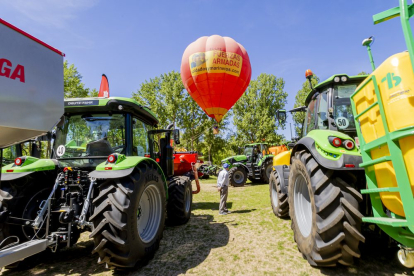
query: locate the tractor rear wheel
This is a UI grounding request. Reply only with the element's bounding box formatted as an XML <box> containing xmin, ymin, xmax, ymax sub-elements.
<box><xmin>288</xmin><ymin>150</ymin><xmax>364</xmax><ymax>267</ymax></box>
<box><xmin>166</xmin><ymin>176</ymin><xmax>192</xmax><ymax>226</ymax></box>
<box><xmin>229</xmin><ymin>167</ymin><xmax>247</xmax><ymax>187</ymax></box>
<box><xmin>90</xmin><ymin>163</ymin><xmax>166</xmax><ymax>269</ymax></box>
<box><xmin>269</xmin><ymin>170</ymin><xmax>289</xmax><ymax>218</ymax></box>
<box><xmin>261</xmin><ymin>159</ymin><xmax>273</xmax><ymax>184</ymax></box>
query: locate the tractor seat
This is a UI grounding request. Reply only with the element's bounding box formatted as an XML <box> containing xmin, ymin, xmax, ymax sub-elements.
<box><xmin>86</xmin><ymin>138</ymin><xmax>114</xmax><ymax>156</ymax></box>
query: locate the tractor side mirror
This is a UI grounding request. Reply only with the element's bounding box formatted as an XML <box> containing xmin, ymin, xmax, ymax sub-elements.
<box><xmin>277</xmin><ymin>109</ymin><xmax>287</xmax><ymax>123</ymax></box>
<box><xmin>173</xmin><ymin>129</ymin><xmax>180</xmax><ymax>145</ymax></box>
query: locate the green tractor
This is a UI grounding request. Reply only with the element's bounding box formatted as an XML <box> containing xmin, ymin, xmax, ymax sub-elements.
<box><xmin>221</xmin><ymin>143</ymin><xmax>273</xmax><ymax>187</ymax></box>
<box><xmin>272</xmin><ymin>0</ymin><xmax>414</xmax><ymax>268</ymax></box>
<box><xmin>0</xmin><ymin>97</ymin><xmax>193</xmax><ymax>269</ymax></box>
<box><xmin>273</xmin><ymin>72</ymin><xmax>368</xmax><ymax>266</ymax></box>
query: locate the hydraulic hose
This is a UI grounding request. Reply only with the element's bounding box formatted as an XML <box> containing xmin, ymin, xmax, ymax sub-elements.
<box><xmin>191</xmin><ymin>162</ymin><xmax>201</xmax><ymax>194</ymax></box>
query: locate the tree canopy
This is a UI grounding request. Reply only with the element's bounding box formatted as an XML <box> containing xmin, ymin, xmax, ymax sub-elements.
<box><xmin>64</xmin><ymin>60</ymin><xmax>97</xmax><ymax>98</ymax></box>
<box><xmin>232</xmin><ymin>73</ymin><xmax>288</xmax><ymax>147</ymax></box>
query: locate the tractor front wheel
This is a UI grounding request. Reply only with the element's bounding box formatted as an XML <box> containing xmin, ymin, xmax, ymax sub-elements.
<box><xmin>289</xmin><ymin>150</ymin><xmax>364</xmax><ymax>267</ymax></box>
<box><xmin>166</xmin><ymin>176</ymin><xmax>192</xmax><ymax>226</ymax></box>
<box><xmin>90</xmin><ymin>163</ymin><xmax>166</xmax><ymax>269</ymax></box>
<box><xmin>228</xmin><ymin>167</ymin><xmax>247</xmax><ymax>187</ymax></box>
<box><xmin>269</xmin><ymin>170</ymin><xmax>289</xmax><ymax>218</ymax></box>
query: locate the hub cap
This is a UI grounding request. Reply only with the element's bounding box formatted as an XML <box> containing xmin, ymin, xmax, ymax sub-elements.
<box><xmin>138</xmin><ymin>184</ymin><xmax>162</xmax><ymax>243</ymax></box>
<box><xmin>233</xmin><ymin>170</ymin><xmax>245</xmax><ymax>184</ymax></box>
<box><xmin>293</xmin><ymin>174</ymin><xmax>312</xmax><ymax>237</ymax></box>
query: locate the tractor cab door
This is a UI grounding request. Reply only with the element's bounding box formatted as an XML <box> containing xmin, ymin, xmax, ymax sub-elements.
<box><xmin>244</xmin><ymin>146</ymin><xmax>254</xmax><ymax>163</ymax></box>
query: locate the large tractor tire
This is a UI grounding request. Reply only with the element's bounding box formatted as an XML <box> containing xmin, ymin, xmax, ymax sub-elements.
<box><xmin>0</xmin><ymin>174</ymin><xmax>54</xmax><ymax>245</ymax></box>
<box><xmin>166</xmin><ymin>176</ymin><xmax>192</xmax><ymax>226</ymax></box>
<box><xmin>261</xmin><ymin>159</ymin><xmax>273</xmax><ymax>184</ymax></box>
<box><xmin>228</xmin><ymin>167</ymin><xmax>247</xmax><ymax>187</ymax></box>
<box><xmin>90</xmin><ymin>163</ymin><xmax>166</xmax><ymax>269</ymax></box>
<box><xmin>269</xmin><ymin>170</ymin><xmax>289</xmax><ymax>218</ymax></box>
<box><xmin>288</xmin><ymin>150</ymin><xmax>364</xmax><ymax>267</ymax></box>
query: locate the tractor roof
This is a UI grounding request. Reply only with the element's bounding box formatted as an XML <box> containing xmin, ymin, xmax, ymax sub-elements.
<box><xmin>245</xmin><ymin>143</ymin><xmax>269</xmax><ymax>146</ymax></box>
<box><xmin>64</xmin><ymin>97</ymin><xmax>158</xmax><ymax>126</ymax></box>
<box><xmin>305</xmin><ymin>74</ymin><xmax>368</xmax><ymax>106</ymax></box>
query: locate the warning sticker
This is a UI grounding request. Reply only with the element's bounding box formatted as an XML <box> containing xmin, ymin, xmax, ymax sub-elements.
<box><xmin>189</xmin><ymin>50</ymin><xmax>243</xmax><ymax>77</ymax></box>
<box><xmin>56</xmin><ymin>145</ymin><xmax>66</xmax><ymax>157</ymax></box>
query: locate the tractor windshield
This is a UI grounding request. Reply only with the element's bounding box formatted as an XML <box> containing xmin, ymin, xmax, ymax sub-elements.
<box><xmin>244</xmin><ymin>146</ymin><xmax>254</xmax><ymax>156</ymax></box>
<box><xmin>333</xmin><ymin>85</ymin><xmax>356</xmax><ymax>131</ymax></box>
<box><xmin>53</xmin><ymin>114</ymin><xmax>126</xmax><ymax>167</ymax></box>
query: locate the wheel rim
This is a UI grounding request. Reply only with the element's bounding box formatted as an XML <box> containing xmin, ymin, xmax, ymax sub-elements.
<box><xmin>137</xmin><ymin>184</ymin><xmax>163</xmax><ymax>243</ymax></box>
<box><xmin>266</xmin><ymin>166</ymin><xmax>272</xmax><ymax>179</ymax></box>
<box><xmin>271</xmin><ymin>179</ymin><xmax>279</xmax><ymax>208</ymax></box>
<box><xmin>184</xmin><ymin>185</ymin><xmax>191</xmax><ymax>213</ymax></box>
<box><xmin>233</xmin><ymin>170</ymin><xmax>245</xmax><ymax>184</ymax></box>
<box><xmin>293</xmin><ymin>173</ymin><xmax>312</xmax><ymax>237</ymax></box>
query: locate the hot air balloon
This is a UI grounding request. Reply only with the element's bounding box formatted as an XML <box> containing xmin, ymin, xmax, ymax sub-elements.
<box><xmin>180</xmin><ymin>35</ymin><xmax>252</xmax><ymax>123</ymax></box>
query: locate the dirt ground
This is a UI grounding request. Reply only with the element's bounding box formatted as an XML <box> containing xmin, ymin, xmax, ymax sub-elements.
<box><xmin>1</xmin><ymin>177</ymin><xmax>413</xmax><ymax>276</ymax></box>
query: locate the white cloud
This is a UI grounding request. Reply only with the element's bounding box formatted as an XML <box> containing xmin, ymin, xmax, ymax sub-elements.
<box><xmin>2</xmin><ymin>0</ymin><xmax>99</xmax><ymax>28</ymax></box>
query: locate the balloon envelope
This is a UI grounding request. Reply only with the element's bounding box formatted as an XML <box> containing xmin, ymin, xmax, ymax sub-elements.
<box><xmin>181</xmin><ymin>35</ymin><xmax>251</xmax><ymax>123</ymax></box>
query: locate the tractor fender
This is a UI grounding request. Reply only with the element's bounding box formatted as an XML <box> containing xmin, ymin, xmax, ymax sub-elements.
<box><xmin>273</xmin><ymin>151</ymin><xmax>291</xmax><ymax>168</ymax></box>
<box><xmin>1</xmin><ymin>158</ymin><xmax>58</xmax><ymax>181</ymax></box>
<box><xmin>273</xmin><ymin>165</ymin><xmax>290</xmax><ymax>195</ymax></box>
<box><xmin>89</xmin><ymin>156</ymin><xmax>168</xmax><ymax>194</ymax></box>
<box><xmin>232</xmin><ymin>162</ymin><xmax>250</xmax><ymax>174</ymax></box>
<box><xmin>292</xmin><ymin>136</ymin><xmax>364</xmax><ymax>171</ymax></box>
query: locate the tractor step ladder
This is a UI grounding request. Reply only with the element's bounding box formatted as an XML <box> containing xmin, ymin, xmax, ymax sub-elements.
<box><xmin>0</xmin><ymin>239</ymin><xmax>52</xmax><ymax>268</ymax></box>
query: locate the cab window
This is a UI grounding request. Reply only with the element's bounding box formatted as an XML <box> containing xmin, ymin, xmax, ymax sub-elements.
<box><xmin>317</xmin><ymin>90</ymin><xmax>328</xmax><ymax>130</ymax></box>
<box><xmin>304</xmin><ymin>97</ymin><xmax>317</xmax><ymax>135</ymax></box>
<box><xmin>132</xmin><ymin>118</ymin><xmax>152</xmax><ymax>157</ymax></box>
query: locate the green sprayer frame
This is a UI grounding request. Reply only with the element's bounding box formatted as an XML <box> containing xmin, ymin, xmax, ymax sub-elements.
<box><xmin>350</xmin><ymin>0</ymin><xmax>414</xmax><ymax>247</ymax></box>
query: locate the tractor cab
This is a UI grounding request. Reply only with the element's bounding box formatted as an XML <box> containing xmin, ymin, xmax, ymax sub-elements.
<box><xmin>279</xmin><ymin>71</ymin><xmax>367</xmax><ymax>140</ymax></box>
<box><xmin>244</xmin><ymin>143</ymin><xmax>270</xmax><ymax>163</ymax></box>
<box><xmin>54</xmin><ymin>97</ymin><xmax>159</xmax><ymax>170</ymax></box>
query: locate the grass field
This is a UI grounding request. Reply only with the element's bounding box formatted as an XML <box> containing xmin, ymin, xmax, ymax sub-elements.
<box><xmin>1</xmin><ymin>177</ymin><xmax>412</xmax><ymax>275</ymax></box>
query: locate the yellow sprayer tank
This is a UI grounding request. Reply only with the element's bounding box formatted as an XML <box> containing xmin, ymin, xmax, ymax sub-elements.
<box><xmin>353</xmin><ymin>51</ymin><xmax>414</xmax><ymax>217</ymax></box>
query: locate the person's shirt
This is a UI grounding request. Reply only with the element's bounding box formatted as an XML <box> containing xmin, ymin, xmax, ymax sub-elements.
<box><xmin>217</xmin><ymin>169</ymin><xmax>229</xmax><ymax>188</ymax></box>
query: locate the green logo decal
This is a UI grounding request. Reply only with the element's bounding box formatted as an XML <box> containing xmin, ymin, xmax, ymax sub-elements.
<box><xmin>381</xmin><ymin>73</ymin><xmax>401</xmax><ymax>89</ymax></box>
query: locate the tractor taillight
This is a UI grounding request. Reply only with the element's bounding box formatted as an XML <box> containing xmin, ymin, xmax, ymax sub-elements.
<box><xmin>331</xmin><ymin>137</ymin><xmax>342</xmax><ymax>147</ymax></box>
<box><xmin>14</xmin><ymin>157</ymin><xmax>23</xmax><ymax>166</ymax></box>
<box><xmin>107</xmin><ymin>154</ymin><xmax>117</xmax><ymax>163</ymax></box>
<box><xmin>343</xmin><ymin>140</ymin><xmax>355</xmax><ymax>150</ymax></box>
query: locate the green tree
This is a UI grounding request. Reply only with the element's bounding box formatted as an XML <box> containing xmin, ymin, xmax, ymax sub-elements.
<box><xmin>195</xmin><ymin>114</ymin><xmax>230</xmax><ymax>164</ymax></box>
<box><xmin>358</xmin><ymin>71</ymin><xmax>369</xmax><ymax>75</ymax></box>
<box><xmin>292</xmin><ymin>75</ymin><xmax>320</xmax><ymax>136</ymax></box>
<box><xmin>63</xmin><ymin>60</ymin><xmax>96</xmax><ymax>98</ymax></box>
<box><xmin>133</xmin><ymin>71</ymin><xmax>216</xmax><ymax>150</ymax></box>
<box><xmin>232</xmin><ymin>73</ymin><xmax>288</xmax><ymax>144</ymax></box>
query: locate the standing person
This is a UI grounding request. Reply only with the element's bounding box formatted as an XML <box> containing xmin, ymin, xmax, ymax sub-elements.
<box><xmin>217</xmin><ymin>163</ymin><xmax>231</xmax><ymax>215</ymax></box>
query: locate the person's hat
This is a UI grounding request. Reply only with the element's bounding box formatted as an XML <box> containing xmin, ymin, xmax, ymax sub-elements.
<box><xmin>223</xmin><ymin>163</ymin><xmax>229</xmax><ymax>168</ymax></box>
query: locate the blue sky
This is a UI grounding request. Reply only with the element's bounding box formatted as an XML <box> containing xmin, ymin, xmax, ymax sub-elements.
<box><xmin>1</xmin><ymin>0</ymin><xmax>412</xmax><ymax>139</ymax></box>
